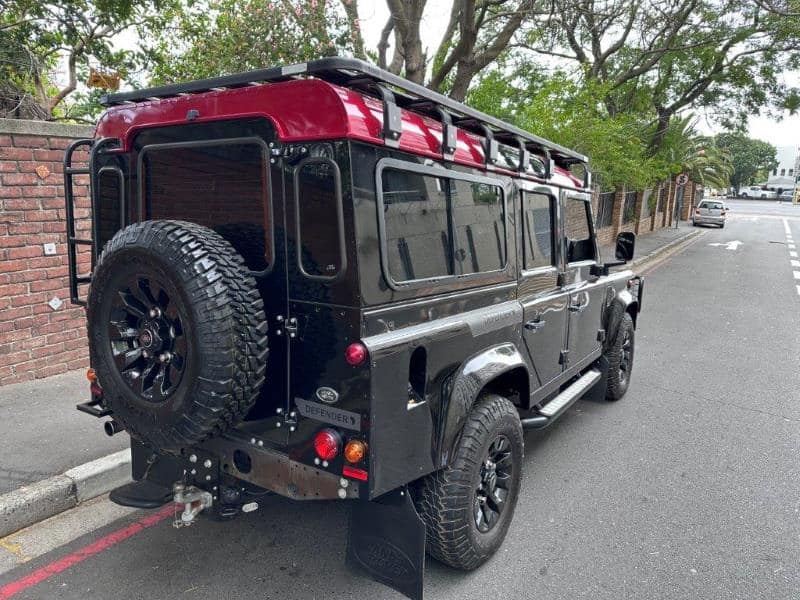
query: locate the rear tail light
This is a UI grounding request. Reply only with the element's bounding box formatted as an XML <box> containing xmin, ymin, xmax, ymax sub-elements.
<box><xmin>345</xmin><ymin>342</ymin><xmax>368</xmax><ymax>366</ymax></box>
<box><xmin>87</xmin><ymin>368</ymin><xmax>102</xmax><ymax>395</ymax></box>
<box><xmin>314</xmin><ymin>428</ymin><xmax>341</xmax><ymax>461</ymax></box>
<box><xmin>344</xmin><ymin>439</ymin><xmax>367</xmax><ymax>464</ymax></box>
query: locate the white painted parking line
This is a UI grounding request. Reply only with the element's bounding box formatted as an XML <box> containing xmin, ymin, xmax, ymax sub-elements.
<box><xmin>784</xmin><ymin>218</ymin><xmax>792</xmax><ymax>234</ymax></box>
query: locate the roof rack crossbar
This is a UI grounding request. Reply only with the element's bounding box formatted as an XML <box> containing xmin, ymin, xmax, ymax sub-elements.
<box><xmin>101</xmin><ymin>57</ymin><xmax>588</xmax><ymax>164</ymax></box>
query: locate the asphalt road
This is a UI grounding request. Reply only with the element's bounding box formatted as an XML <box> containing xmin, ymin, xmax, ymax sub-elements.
<box><xmin>2</xmin><ymin>205</ymin><xmax>799</xmax><ymax>599</ymax></box>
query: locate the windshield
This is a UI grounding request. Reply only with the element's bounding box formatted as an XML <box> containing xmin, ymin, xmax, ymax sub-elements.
<box><xmin>700</xmin><ymin>202</ymin><xmax>724</xmax><ymax>210</ymax></box>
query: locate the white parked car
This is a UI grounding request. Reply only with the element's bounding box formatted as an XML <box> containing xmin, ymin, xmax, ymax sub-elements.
<box><xmin>739</xmin><ymin>186</ymin><xmax>776</xmax><ymax>199</ymax></box>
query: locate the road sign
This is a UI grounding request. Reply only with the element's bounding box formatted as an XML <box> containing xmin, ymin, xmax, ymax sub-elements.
<box><xmin>676</xmin><ymin>173</ymin><xmax>689</xmax><ymax>187</ymax></box>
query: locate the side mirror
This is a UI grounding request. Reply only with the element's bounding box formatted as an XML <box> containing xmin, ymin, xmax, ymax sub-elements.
<box><xmin>615</xmin><ymin>231</ymin><xmax>635</xmax><ymax>262</ymax></box>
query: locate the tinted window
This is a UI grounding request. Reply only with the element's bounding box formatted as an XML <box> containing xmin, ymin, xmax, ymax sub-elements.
<box><xmin>143</xmin><ymin>142</ymin><xmax>270</xmax><ymax>269</ymax></box>
<box><xmin>523</xmin><ymin>192</ymin><xmax>554</xmax><ymax>269</ymax></box>
<box><xmin>381</xmin><ymin>166</ymin><xmax>505</xmax><ymax>283</ymax></box>
<box><xmin>382</xmin><ymin>168</ymin><xmax>454</xmax><ymax>281</ymax></box>
<box><xmin>565</xmin><ymin>198</ymin><xmax>594</xmax><ymax>263</ymax></box>
<box><xmin>97</xmin><ymin>168</ymin><xmax>123</xmax><ymax>249</ymax></box>
<box><xmin>451</xmin><ymin>179</ymin><xmax>506</xmax><ymax>274</ymax></box>
<box><xmin>296</xmin><ymin>159</ymin><xmax>343</xmax><ymax>279</ymax></box>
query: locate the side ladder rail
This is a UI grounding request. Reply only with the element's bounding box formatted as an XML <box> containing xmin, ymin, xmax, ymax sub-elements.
<box><xmin>63</xmin><ymin>138</ymin><xmax>95</xmax><ymax>306</ymax></box>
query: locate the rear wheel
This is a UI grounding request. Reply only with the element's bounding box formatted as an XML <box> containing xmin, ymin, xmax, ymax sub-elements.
<box><xmin>413</xmin><ymin>394</ymin><xmax>523</xmax><ymax>570</ymax></box>
<box><xmin>88</xmin><ymin>220</ymin><xmax>268</xmax><ymax>452</ymax></box>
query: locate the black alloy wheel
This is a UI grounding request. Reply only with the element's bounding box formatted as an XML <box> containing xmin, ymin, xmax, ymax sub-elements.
<box><xmin>618</xmin><ymin>325</ymin><xmax>633</xmax><ymax>388</ymax></box>
<box><xmin>414</xmin><ymin>393</ymin><xmax>523</xmax><ymax>570</ymax></box>
<box><xmin>109</xmin><ymin>275</ymin><xmax>188</xmax><ymax>402</ymax></box>
<box><xmin>474</xmin><ymin>435</ymin><xmax>514</xmax><ymax>533</ymax></box>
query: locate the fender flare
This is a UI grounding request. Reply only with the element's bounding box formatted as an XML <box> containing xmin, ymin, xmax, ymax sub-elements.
<box><xmin>604</xmin><ymin>288</ymin><xmax>638</xmax><ymax>349</ymax></box>
<box><xmin>436</xmin><ymin>343</ymin><xmax>528</xmax><ymax>467</ymax></box>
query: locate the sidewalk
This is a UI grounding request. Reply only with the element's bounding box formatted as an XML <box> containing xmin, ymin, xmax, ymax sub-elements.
<box><xmin>599</xmin><ymin>221</ymin><xmax>698</xmax><ymax>264</ymax></box>
<box><xmin>0</xmin><ymin>370</ymin><xmax>129</xmax><ymax>496</ymax></box>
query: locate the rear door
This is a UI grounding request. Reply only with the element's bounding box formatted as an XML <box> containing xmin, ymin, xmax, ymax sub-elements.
<box><xmin>562</xmin><ymin>192</ymin><xmax>605</xmax><ymax>369</ymax></box>
<box><xmin>519</xmin><ymin>189</ymin><xmax>569</xmax><ymax>387</ymax></box>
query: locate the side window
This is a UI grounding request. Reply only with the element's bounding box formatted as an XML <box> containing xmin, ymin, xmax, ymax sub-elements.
<box><xmin>380</xmin><ymin>165</ymin><xmax>506</xmax><ymax>284</ymax></box>
<box><xmin>522</xmin><ymin>192</ymin><xmax>555</xmax><ymax>270</ymax></box>
<box><xmin>451</xmin><ymin>179</ymin><xmax>505</xmax><ymax>274</ymax></box>
<box><xmin>96</xmin><ymin>167</ymin><xmax>123</xmax><ymax>249</ymax></box>
<box><xmin>381</xmin><ymin>168</ymin><xmax>454</xmax><ymax>281</ymax></box>
<box><xmin>564</xmin><ymin>198</ymin><xmax>595</xmax><ymax>263</ymax></box>
<box><xmin>295</xmin><ymin>159</ymin><xmax>344</xmax><ymax>280</ymax></box>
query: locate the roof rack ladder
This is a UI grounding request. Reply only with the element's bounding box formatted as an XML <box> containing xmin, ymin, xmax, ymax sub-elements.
<box><xmin>63</xmin><ymin>139</ymin><xmax>95</xmax><ymax>307</ymax></box>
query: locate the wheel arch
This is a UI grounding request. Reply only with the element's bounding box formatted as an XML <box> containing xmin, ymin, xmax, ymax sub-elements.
<box><xmin>436</xmin><ymin>343</ymin><xmax>528</xmax><ymax>468</ymax></box>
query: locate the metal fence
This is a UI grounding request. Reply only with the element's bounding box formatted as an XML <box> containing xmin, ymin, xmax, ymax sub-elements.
<box><xmin>595</xmin><ymin>191</ymin><xmax>615</xmax><ymax>228</ymax></box>
<box><xmin>623</xmin><ymin>191</ymin><xmax>637</xmax><ymax>223</ymax></box>
<box><xmin>657</xmin><ymin>185</ymin><xmax>667</xmax><ymax>212</ymax></box>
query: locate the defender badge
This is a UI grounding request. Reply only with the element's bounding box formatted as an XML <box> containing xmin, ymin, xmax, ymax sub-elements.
<box><xmin>316</xmin><ymin>386</ymin><xmax>339</xmax><ymax>404</ymax></box>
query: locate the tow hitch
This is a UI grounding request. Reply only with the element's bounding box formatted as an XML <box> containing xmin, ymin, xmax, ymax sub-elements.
<box><xmin>173</xmin><ymin>484</ymin><xmax>213</xmax><ymax>527</ymax></box>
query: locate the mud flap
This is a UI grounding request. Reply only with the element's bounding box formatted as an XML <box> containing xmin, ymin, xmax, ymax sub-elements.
<box><xmin>346</xmin><ymin>487</ymin><xmax>426</xmax><ymax>600</ymax></box>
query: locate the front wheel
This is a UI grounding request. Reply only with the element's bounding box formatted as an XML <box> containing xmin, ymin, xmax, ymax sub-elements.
<box><xmin>413</xmin><ymin>394</ymin><xmax>523</xmax><ymax>570</ymax></box>
<box><xmin>604</xmin><ymin>311</ymin><xmax>635</xmax><ymax>400</ymax></box>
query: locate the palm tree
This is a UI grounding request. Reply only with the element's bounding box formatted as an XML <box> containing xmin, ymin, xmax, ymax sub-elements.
<box><xmin>655</xmin><ymin>115</ymin><xmax>733</xmax><ymax>189</ymax></box>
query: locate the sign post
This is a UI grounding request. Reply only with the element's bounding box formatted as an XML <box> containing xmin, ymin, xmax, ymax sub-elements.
<box><xmin>674</xmin><ymin>173</ymin><xmax>688</xmax><ymax>228</ymax></box>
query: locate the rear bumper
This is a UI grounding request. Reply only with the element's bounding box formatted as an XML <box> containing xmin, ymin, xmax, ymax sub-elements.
<box><xmin>693</xmin><ymin>215</ymin><xmax>725</xmax><ymax>225</ymax></box>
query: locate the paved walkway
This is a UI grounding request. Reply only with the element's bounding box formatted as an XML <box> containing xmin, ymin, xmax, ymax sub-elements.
<box><xmin>0</xmin><ymin>370</ymin><xmax>128</xmax><ymax>495</ymax></box>
<box><xmin>599</xmin><ymin>220</ymin><xmax>696</xmax><ymax>263</ymax></box>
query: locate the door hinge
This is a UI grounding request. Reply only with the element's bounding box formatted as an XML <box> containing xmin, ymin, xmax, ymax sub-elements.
<box><xmin>275</xmin><ymin>315</ymin><xmax>298</xmax><ymax>339</ymax></box>
<box><xmin>597</xmin><ymin>328</ymin><xmax>606</xmax><ymax>342</ymax></box>
<box><xmin>559</xmin><ymin>349</ymin><xmax>569</xmax><ymax>366</ymax></box>
<box><xmin>275</xmin><ymin>407</ymin><xmax>297</xmax><ymax>432</ymax></box>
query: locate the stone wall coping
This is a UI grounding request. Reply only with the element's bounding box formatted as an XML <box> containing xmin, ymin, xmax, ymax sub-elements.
<box><xmin>0</xmin><ymin>118</ymin><xmax>94</xmax><ymax>139</ymax></box>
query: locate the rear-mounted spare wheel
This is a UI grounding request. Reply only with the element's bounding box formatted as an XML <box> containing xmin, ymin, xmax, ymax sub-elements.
<box><xmin>87</xmin><ymin>220</ymin><xmax>268</xmax><ymax>452</ymax></box>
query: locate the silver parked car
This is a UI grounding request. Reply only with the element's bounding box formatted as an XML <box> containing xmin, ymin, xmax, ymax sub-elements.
<box><xmin>692</xmin><ymin>199</ymin><xmax>727</xmax><ymax>228</ymax></box>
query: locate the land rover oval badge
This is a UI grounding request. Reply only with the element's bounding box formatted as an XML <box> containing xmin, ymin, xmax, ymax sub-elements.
<box><xmin>316</xmin><ymin>386</ymin><xmax>339</xmax><ymax>404</ymax></box>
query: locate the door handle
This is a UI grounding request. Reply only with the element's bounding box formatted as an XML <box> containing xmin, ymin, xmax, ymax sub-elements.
<box><xmin>568</xmin><ymin>302</ymin><xmax>586</xmax><ymax>313</ymax></box>
<box><xmin>525</xmin><ymin>318</ymin><xmax>546</xmax><ymax>330</ymax></box>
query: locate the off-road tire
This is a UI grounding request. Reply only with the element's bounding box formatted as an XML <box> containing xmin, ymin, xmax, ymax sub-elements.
<box><xmin>603</xmin><ymin>307</ymin><xmax>634</xmax><ymax>401</ymax></box>
<box><xmin>413</xmin><ymin>394</ymin><xmax>523</xmax><ymax>570</ymax></box>
<box><xmin>87</xmin><ymin>220</ymin><xmax>268</xmax><ymax>452</ymax></box>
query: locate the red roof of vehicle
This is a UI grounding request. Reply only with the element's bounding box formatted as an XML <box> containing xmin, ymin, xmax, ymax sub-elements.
<box><xmin>95</xmin><ymin>78</ymin><xmax>583</xmax><ymax>188</ymax></box>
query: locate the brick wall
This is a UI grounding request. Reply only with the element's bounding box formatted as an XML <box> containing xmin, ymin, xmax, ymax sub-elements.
<box><xmin>0</xmin><ymin>119</ymin><xmax>94</xmax><ymax>385</ymax></box>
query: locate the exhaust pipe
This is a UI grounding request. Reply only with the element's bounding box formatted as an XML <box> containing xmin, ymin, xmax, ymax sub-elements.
<box><xmin>104</xmin><ymin>420</ymin><xmax>124</xmax><ymax>436</ymax></box>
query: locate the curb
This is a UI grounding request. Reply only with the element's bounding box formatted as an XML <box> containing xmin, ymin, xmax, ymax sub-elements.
<box><xmin>0</xmin><ymin>449</ymin><xmax>130</xmax><ymax>538</ymax></box>
<box><xmin>629</xmin><ymin>228</ymin><xmax>703</xmax><ymax>270</ymax></box>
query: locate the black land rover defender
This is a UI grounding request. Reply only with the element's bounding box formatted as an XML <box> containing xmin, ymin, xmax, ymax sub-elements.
<box><xmin>64</xmin><ymin>58</ymin><xmax>642</xmax><ymax>600</ymax></box>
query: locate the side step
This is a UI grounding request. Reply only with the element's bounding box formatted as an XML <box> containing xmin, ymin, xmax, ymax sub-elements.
<box><xmin>521</xmin><ymin>368</ymin><xmax>602</xmax><ymax>430</ymax></box>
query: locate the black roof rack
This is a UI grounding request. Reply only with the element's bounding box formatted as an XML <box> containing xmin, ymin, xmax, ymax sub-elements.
<box><xmin>101</xmin><ymin>57</ymin><xmax>588</xmax><ymax>165</ymax></box>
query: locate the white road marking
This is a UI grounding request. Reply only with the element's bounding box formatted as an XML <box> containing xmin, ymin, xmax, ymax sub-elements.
<box><xmin>790</xmin><ymin>244</ymin><xmax>797</xmax><ymax>250</ymax></box>
<box><xmin>797</xmin><ymin>285</ymin><xmax>800</xmax><ymax>296</ymax></box>
<box><xmin>791</xmin><ymin>251</ymin><xmax>798</xmax><ymax>257</ymax></box>
<box><xmin>794</xmin><ymin>271</ymin><xmax>800</xmax><ymax>280</ymax></box>
<box><xmin>792</xmin><ymin>260</ymin><xmax>800</xmax><ymax>267</ymax></box>
<box><xmin>784</xmin><ymin>218</ymin><xmax>792</xmax><ymax>234</ymax></box>
<box><xmin>708</xmin><ymin>240</ymin><xmax>743</xmax><ymax>250</ymax></box>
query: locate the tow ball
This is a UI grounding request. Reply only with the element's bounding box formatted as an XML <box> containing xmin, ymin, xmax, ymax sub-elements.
<box><xmin>172</xmin><ymin>483</ymin><xmax>212</xmax><ymax>527</ymax></box>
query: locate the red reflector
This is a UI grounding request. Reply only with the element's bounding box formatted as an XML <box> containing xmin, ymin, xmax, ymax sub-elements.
<box><xmin>314</xmin><ymin>429</ymin><xmax>341</xmax><ymax>461</ymax></box>
<box><xmin>343</xmin><ymin>466</ymin><xmax>368</xmax><ymax>481</ymax></box>
<box><xmin>345</xmin><ymin>342</ymin><xmax>368</xmax><ymax>366</ymax></box>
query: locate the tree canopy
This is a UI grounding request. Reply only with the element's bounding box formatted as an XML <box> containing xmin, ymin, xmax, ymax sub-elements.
<box><xmin>714</xmin><ymin>132</ymin><xmax>779</xmax><ymax>191</ymax></box>
<box><xmin>1</xmin><ymin>0</ymin><xmax>794</xmax><ymax>191</ymax></box>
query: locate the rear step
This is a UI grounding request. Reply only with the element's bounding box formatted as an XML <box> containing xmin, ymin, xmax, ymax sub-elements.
<box><xmin>521</xmin><ymin>368</ymin><xmax>602</xmax><ymax>430</ymax></box>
